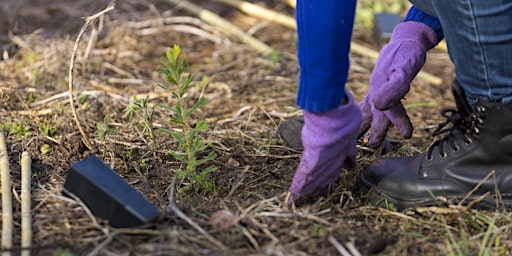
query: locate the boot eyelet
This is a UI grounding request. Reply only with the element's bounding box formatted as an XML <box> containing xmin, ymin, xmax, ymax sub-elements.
<box><xmin>426</xmin><ymin>155</ymin><xmax>433</xmax><ymax>161</ymax></box>
<box><xmin>477</xmin><ymin>117</ymin><xmax>484</xmax><ymax>124</ymax></box>
<box><xmin>453</xmin><ymin>146</ymin><xmax>460</xmax><ymax>152</ymax></box>
<box><xmin>465</xmin><ymin>138</ymin><xmax>472</xmax><ymax>146</ymax></box>
<box><xmin>474</xmin><ymin>127</ymin><xmax>480</xmax><ymax>135</ymax></box>
<box><xmin>440</xmin><ymin>153</ymin><xmax>447</xmax><ymax>159</ymax></box>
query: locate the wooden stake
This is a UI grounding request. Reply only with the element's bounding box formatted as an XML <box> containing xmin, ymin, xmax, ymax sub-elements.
<box><xmin>166</xmin><ymin>0</ymin><xmax>275</xmax><ymax>55</ymax></box>
<box><xmin>0</xmin><ymin>132</ymin><xmax>12</xmax><ymax>256</ymax></box>
<box><xmin>21</xmin><ymin>152</ymin><xmax>32</xmax><ymax>256</ymax></box>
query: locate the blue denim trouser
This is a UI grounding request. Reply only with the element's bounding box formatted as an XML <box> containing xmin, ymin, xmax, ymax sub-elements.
<box><xmin>424</xmin><ymin>0</ymin><xmax>512</xmax><ymax>105</ymax></box>
<box><xmin>295</xmin><ymin>0</ymin><xmax>356</xmax><ymax>112</ymax></box>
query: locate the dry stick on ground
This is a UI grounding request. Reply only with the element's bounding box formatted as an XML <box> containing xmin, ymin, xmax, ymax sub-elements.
<box><xmin>269</xmin><ymin>0</ymin><xmax>442</xmax><ymax>86</ymax></box>
<box><xmin>166</xmin><ymin>0</ymin><xmax>275</xmax><ymax>55</ymax></box>
<box><xmin>328</xmin><ymin>236</ymin><xmax>352</xmax><ymax>256</ymax></box>
<box><xmin>214</xmin><ymin>0</ymin><xmax>296</xmax><ymax>28</ymax></box>
<box><xmin>82</xmin><ymin>15</ymin><xmax>104</xmax><ymax>75</ymax></box>
<box><xmin>0</xmin><ymin>132</ymin><xmax>12</xmax><ymax>256</ymax></box>
<box><xmin>283</xmin><ymin>0</ymin><xmax>295</xmax><ymax>8</ymax></box>
<box><xmin>21</xmin><ymin>152</ymin><xmax>32</xmax><ymax>256</ymax></box>
<box><xmin>168</xmin><ymin>178</ymin><xmax>228</xmax><ymax>251</ymax></box>
<box><xmin>68</xmin><ymin>0</ymin><xmax>117</xmax><ymax>151</ymax></box>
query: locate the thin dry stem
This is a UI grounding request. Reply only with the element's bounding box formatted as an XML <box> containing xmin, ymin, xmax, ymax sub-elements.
<box><xmin>21</xmin><ymin>151</ymin><xmax>32</xmax><ymax>256</ymax></box>
<box><xmin>328</xmin><ymin>235</ymin><xmax>351</xmax><ymax>256</ymax></box>
<box><xmin>168</xmin><ymin>178</ymin><xmax>228</xmax><ymax>251</ymax></box>
<box><xmin>166</xmin><ymin>0</ymin><xmax>275</xmax><ymax>55</ymax></box>
<box><xmin>0</xmin><ymin>132</ymin><xmax>12</xmax><ymax>256</ymax></box>
<box><xmin>68</xmin><ymin>0</ymin><xmax>116</xmax><ymax>151</ymax></box>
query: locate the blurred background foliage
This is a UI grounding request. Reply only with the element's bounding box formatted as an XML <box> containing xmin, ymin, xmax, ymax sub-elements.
<box><xmin>355</xmin><ymin>0</ymin><xmax>410</xmax><ymax>28</ymax></box>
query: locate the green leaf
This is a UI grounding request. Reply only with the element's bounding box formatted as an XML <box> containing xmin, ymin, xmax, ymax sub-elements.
<box><xmin>156</xmin><ymin>102</ymin><xmax>175</xmax><ymax>112</ymax></box>
<box><xmin>170</xmin><ymin>151</ymin><xmax>189</xmax><ymax>164</ymax></box>
<box><xmin>194</xmin><ymin>119</ymin><xmax>209</xmax><ymax>132</ymax></box>
<box><xmin>201</xmin><ymin>165</ymin><xmax>217</xmax><ymax>175</ymax></box>
<box><xmin>181</xmin><ymin>73</ymin><xmax>194</xmax><ymax>89</ymax></box>
<box><xmin>170</xmin><ymin>130</ymin><xmax>186</xmax><ymax>146</ymax></box>
<box><xmin>191</xmin><ymin>139</ymin><xmax>208</xmax><ymax>153</ymax></box>
<box><xmin>186</xmin><ymin>97</ymin><xmax>208</xmax><ymax>118</ymax></box>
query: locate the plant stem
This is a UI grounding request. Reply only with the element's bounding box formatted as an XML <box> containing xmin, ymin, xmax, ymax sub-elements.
<box><xmin>0</xmin><ymin>132</ymin><xmax>12</xmax><ymax>256</ymax></box>
<box><xmin>21</xmin><ymin>151</ymin><xmax>32</xmax><ymax>256</ymax></box>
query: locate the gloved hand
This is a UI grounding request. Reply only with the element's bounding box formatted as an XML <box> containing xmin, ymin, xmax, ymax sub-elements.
<box><xmin>359</xmin><ymin>21</ymin><xmax>439</xmax><ymax>147</ymax></box>
<box><xmin>288</xmin><ymin>91</ymin><xmax>361</xmax><ymax>205</ymax></box>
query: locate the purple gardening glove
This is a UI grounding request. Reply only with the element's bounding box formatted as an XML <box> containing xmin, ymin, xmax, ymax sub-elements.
<box><xmin>288</xmin><ymin>91</ymin><xmax>361</xmax><ymax>205</ymax></box>
<box><xmin>359</xmin><ymin>21</ymin><xmax>439</xmax><ymax>147</ymax></box>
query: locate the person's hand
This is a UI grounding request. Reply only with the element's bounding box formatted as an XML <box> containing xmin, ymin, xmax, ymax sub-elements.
<box><xmin>288</xmin><ymin>91</ymin><xmax>361</xmax><ymax>205</ymax></box>
<box><xmin>359</xmin><ymin>21</ymin><xmax>439</xmax><ymax>147</ymax></box>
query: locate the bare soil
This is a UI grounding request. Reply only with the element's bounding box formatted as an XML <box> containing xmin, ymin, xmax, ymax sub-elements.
<box><xmin>3</xmin><ymin>1</ymin><xmax>509</xmax><ymax>256</ymax></box>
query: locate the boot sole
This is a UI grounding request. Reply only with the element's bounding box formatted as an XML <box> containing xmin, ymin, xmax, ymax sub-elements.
<box><xmin>360</xmin><ymin>177</ymin><xmax>512</xmax><ymax>211</ymax></box>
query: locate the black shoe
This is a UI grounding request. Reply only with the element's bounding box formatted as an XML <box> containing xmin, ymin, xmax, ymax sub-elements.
<box><xmin>278</xmin><ymin>115</ymin><xmax>305</xmax><ymax>150</ymax></box>
<box><xmin>361</xmin><ymin>97</ymin><xmax>512</xmax><ymax>211</ymax></box>
<box><xmin>278</xmin><ymin>116</ymin><xmax>402</xmax><ymax>153</ymax></box>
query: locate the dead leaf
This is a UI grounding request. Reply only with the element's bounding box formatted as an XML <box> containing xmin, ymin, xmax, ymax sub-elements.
<box><xmin>209</xmin><ymin>209</ymin><xmax>240</xmax><ymax>230</ymax></box>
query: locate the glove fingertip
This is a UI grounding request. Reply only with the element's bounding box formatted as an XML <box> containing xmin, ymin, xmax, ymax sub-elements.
<box><xmin>395</xmin><ymin>121</ymin><xmax>413</xmax><ymax>139</ymax></box>
<box><xmin>367</xmin><ymin>132</ymin><xmax>386</xmax><ymax>148</ymax></box>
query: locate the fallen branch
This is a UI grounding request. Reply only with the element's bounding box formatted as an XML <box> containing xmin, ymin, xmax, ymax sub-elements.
<box><xmin>21</xmin><ymin>152</ymin><xmax>32</xmax><ymax>256</ymax></box>
<box><xmin>214</xmin><ymin>0</ymin><xmax>296</xmax><ymax>28</ymax></box>
<box><xmin>165</xmin><ymin>0</ymin><xmax>275</xmax><ymax>55</ymax></box>
<box><xmin>0</xmin><ymin>132</ymin><xmax>12</xmax><ymax>256</ymax></box>
<box><xmin>68</xmin><ymin>0</ymin><xmax>117</xmax><ymax>151</ymax></box>
<box><xmin>168</xmin><ymin>178</ymin><xmax>228</xmax><ymax>251</ymax></box>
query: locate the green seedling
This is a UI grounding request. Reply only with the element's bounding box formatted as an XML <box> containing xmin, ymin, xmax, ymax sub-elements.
<box><xmin>40</xmin><ymin>122</ymin><xmax>56</xmax><ymax>137</ymax></box>
<box><xmin>124</xmin><ymin>95</ymin><xmax>156</xmax><ymax>152</ymax></box>
<box><xmin>97</xmin><ymin>114</ymin><xmax>118</xmax><ymax>141</ymax></box>
<box><xmin>157</xmin><ymin>45</ymin><xmax>217</xmax><ymax>193</ymax></box>
<box><xmin>40</xmin><ymin>144</ymin><xmax>51</xmax><ymax>157</ymax></box>
<box><xmin>2</xmin><ymin>120</ymin><xmax>32</xmax><ymax>138</ymax></box>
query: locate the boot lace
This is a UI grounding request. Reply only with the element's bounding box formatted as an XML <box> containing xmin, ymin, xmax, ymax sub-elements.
<box><xmin>426</xmin><ymin>109</ymin><xmax>477</xmax><ymax>160</ymax></box>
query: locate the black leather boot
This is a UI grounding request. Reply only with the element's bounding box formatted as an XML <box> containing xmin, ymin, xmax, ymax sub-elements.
<box><xmin>361</xmin><ymin>85</ymin><xmax>512</xmax><ymax>210</ymax></box>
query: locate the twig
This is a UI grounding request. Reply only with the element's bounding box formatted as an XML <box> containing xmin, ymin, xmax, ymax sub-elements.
<box><xmin>283</xmin><ymin>0</ymin><xmax>295</xmax><ymax>8</ymax></box>
<box><xmin>68</xmin><ymin>0</ymin><xmax>116</xmax><ymax>151</ymax></box>
<box><xmin>0</xmin><ymin>132</ymin><xmax>12</xmax><ymax>256</ymax></box>
<box><xmin>227</xmin><ymin>166</ymin><xmax>252</xmax><ymax>196</ymax></box>
<box><xmin>21</xmin><ymin>152</ymin><xmax>32</xmax><ymax>256</ymax></box>
<box><xmin>165</xmin><ymin>0</ymin><xmax>275</xmax><ymax>55</ymax></box>
<box><xmin>328</xmin><ymin>235</ymin><xmax>352</xmax><ymax>256</ymax></box>
<box><xmin>136</xmin><ymin>24</ymin><xmax>225</xmax><ymax>45</ymax></box>
<box><xmin>345</xmin><ymin>242</ymin><xmax>362</xmax><ymax>256</ymax></box>
<box><xmin>168</xmin><ymin>178</ymin><xmax>227</xmax><ymax>251</ymax></box>
<box><xmin>214</xmin><ymin>0</ymin><xmax>296</xmax><ymax>28</ymax></box>
<box><xmin>87</xmin><ymin>231</ymin><xmax>120</xmax><ymax>256</ymax></box>
<box><xmin>61</xmin><ymin>188</ymin><xmax>105</xmax><ymax>231</ymax></box>
<box><xmin>82</xmin><ymin>15</ymin><xmax>104</xmax><ymax>75</ymax></box>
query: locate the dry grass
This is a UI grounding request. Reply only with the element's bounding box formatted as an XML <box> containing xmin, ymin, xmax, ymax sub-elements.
<box><xmin>1</xmin><ymin>0</ymin><xmax>511</xmax><ymax>255</ymax></box>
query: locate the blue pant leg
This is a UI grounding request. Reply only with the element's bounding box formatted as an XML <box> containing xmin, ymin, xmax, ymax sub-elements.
<box><xmin>296</xmin><ymin>0</ymin><xmax>356</xmax><ymax>112</ymax></box>
<box><xmin>430</xmin><ymin>1</ymin><xmax>512</xmax><ymax>105</ymax></box>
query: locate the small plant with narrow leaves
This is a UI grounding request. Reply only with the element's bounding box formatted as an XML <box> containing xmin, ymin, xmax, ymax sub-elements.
<box><xmin>157</xmin><ymin>45</ymin><xmax>217</xmax><ymax>193</ymax></box>
<box><xmin>97</xmin><ymin>114</ymin><xmax>118</xmax><ymax>141</ymax></box>
<box><xmin>2</xmin><ymin>120</ymin><xmax>32</xmax><ymax>138</ymax></box>
<box><xmin>124</xmin><ymin>95</ymin><xmax>156</xmax><ymax>151</ymax></box>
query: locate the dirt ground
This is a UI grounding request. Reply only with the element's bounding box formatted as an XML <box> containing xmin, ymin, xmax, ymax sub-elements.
<box><xmin>3</xmin><ymin>1</ymin><xmax>510</xmax><ymax>256</ymax></box>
